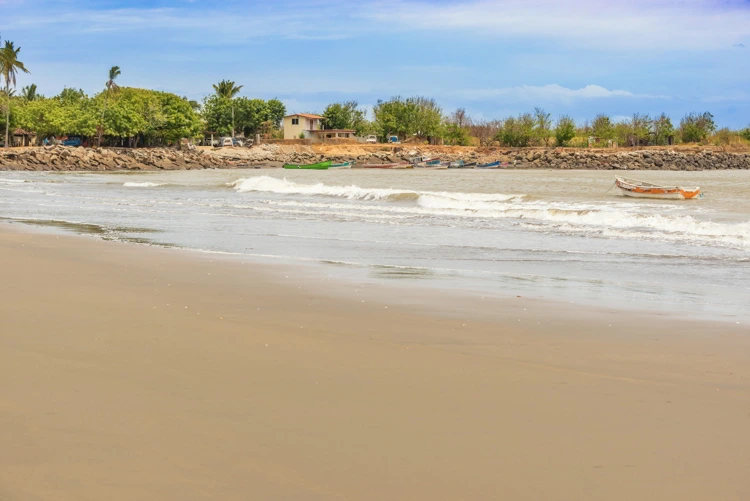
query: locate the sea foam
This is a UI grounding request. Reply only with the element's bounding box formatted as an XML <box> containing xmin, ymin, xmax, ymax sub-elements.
<box><xmin>124</xmin><ymin>182</ymin><xmax>165</xmax><ymax>188</ymax></box>
<box><xmin>228</xmin><ymin>176</ymin><xmax>525</xmax><ymax>204</ymax></box>
<box><xmin>227</xmin><ymin>176</ymin><xmax>750</xmax><ymax>250</ymax></box>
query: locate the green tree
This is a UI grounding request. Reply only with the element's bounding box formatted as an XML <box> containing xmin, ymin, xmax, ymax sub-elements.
<box><xmin>373</xmin><ymin>96</ymin><xmax>443</xmax><ymax>141</ymax></box>
<box><xmin>680</xmin><ymin>112</ymin><xmax>716</xmax><ymax>143</ymax></box>
<box><xmin>444</xmin><ymin>108</ymin><xmax>471</xmax><ymax>145</ymax></box>
<box><xmin>554</xmin><ymin>115</ymin><xmax>576</xmax><ymax>146</ymax></box>
<box><xmin>322</xmin><ymin>101</ymin><xmax>368</xmax><ymax>134</ymax></box>
<box><xmin>97</xmin><ymin>66</ymin><xmax>121</xmax><ymax>146</ymax></box>
<box><xmin>591</xmin><ymin>114</ymin><xmax>615</xmax><ymax>142</ymax></box>
<box><xmin>1</xmin><ymin>39</ymin><xmax>30</xmax><ymax>147</ymax></box>
<box><xmin>740</xmin><ymin>126</ymin><xmax>750</xmax><ymax>142</ymax></box>
<box><xmin>212</xmin><ymin>79</ymin><xmax>243</xmax><ymax>137</ymax></box>
<box><xmin>201</xmin><ymin>95</ymin><xmax>232</xmax><ymax>135</ymax></box>
<box><xmin>533</xmin><ymin>107</ymin><xmax>552</xmax><ymax>146</ymax></box>
<box><xmin>101</xmin><ymin>87</ymin><xmax>201</xmax><ymax>146</ymax></box>
<box><xmin>234</xmin><ymin>97</ymin><xmax>269</xmax><ymax>136</ymax></box>
<box><xmin>652</xmin><ymin>113</ymin><xmax>674</xmax><ymax>145</ymax></box>
<box><xmin>182</xmin><ymin>96</ymin><xmax>200</xmax><ymax>112</ymax></box>
<box><xmin>628</xmin><ymin>113</ymin><xmax>652</xmax><ymax>146</ymax></box>
<box><xmin>266</xmin><ymin>98</ymin><xmax>286</xmax><ymax>129</ymax></box>
<box><xmin>496</xmin><ymin>113</ymin><xmax>535</xmax><ymax>147</ymax></box>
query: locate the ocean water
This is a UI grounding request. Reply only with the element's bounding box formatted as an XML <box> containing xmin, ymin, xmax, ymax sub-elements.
<box><xmin>2</xmin><ymin>168</ymin><xmax>749</xmax><ymax>321</ymax></box>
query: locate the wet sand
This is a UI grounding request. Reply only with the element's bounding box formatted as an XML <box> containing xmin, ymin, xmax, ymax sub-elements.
<box><xmin>1</xmin><ymin>224</ymin><xmax>749</xmax><ymax>501</ymax></box>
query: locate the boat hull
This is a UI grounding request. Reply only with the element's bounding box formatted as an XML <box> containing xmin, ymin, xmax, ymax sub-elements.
<box><xmin>358</xmin><ymin>163</ymin><xmax>412</xmax><ymax>169</ymax></box>
<box><xmin>283</xmin><ymin>161</ymin><xmax>331</xmax><ymax>170</ymax></box>
<box><xmin>475</xmin><ymin>161</ymin><xmax>501</xmax><ymax>169</ymax></box>
<box><xmin>329</xmin><ymin>162</ymin><xmax>353</xmax><ymax>169</ymax></box>
<box><xmin>615</xmin><ymin>177</ymin><xmax>701</xmax><ymax>200</ymax></box>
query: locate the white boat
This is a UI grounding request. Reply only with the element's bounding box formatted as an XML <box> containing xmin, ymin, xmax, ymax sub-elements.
<box><xmin>615</xmin><ymin>176</ymin><xmax>701</xmax><ymax>200</ymax></box>
<box><xmin>329</xmin><ymin>161</ymin><xmax>354</xmax><ymax>169</ymax></box>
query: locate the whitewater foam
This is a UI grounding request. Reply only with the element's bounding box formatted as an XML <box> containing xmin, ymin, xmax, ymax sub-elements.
<box><xmin>228</xmin><ymin>176</ymin><xmax>525</xmax><ymax>203</ymax></box>
<box><xmin>226</xmin><ymin>176</ymin><xmax>750</xmax><ymax>250</ymax></box>
<box><xmin>124</xmin><ymin>182</ymin><xmax>165</xmax><ymax>188</ymax></box>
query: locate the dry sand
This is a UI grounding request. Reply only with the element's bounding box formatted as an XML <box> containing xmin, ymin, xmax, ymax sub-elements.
<box><xmin>1</xmin><ymin>224</ymin><xmax>749</xmax><ymax>501</ymax></box>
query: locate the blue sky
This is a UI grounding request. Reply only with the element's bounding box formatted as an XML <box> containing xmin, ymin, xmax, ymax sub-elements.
<box><xmin>2</xmin><ymin>0</ymin><xmax>749</xmax><ymax>127</ymax></box>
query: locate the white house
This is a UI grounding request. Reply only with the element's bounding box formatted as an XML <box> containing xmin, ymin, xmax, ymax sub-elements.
<box><xmin>283</xmin><ymin>113</ymin><xmax>323</xmax><ymax>140</ymax></box>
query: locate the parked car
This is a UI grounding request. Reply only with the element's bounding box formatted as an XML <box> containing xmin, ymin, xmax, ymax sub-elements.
<box><xmin>365</xmin><ymin>135</ymin><xmax>377</xmax><ymax>144</ymax></box>
<box><xmin>232</xmin><ymin>138</ymin><xmax>244</xmax><ymax>147</ymax></box>
<box><xmin>62</xmin><ymin>137</ymin><xmax>83</xmax><ymax>147</ymax></box>
<box><xmin>387</xmin><ymin>135</ymin><xmax>400</xmax><ymax>144</ymax></box>
<box><xmin>220</xmin><ymin>137</ymin><xmax>234</xmax><ymax>147</ymax></box>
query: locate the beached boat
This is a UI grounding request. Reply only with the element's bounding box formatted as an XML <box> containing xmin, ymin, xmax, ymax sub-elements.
<box><xmin>283</xmin><ymin>161</ymin><xmax>331</xmax><ymax>170</ymax></box>
<box><xmin>358</xmin><ymin>163</ymin><xmax>412</xmax><ymax>169</ymax></box>
<box><xmin>414</xmin><ymin>159</ymin><xmax>445</xmax><ymax>169</ymax></box>
<box><xmin>329</xmin><ymin>161</ymin><xmax>354</xmax><ymax>169</ymax></box>
<box><xmin>415</xmin><ymin>162</ymin><xmax>448</xmax><ymax>170</ymax></box>
<box><xmin>614</xmin><ymin>176</ymin><xmax>701</xmax><ymax>200</ymax></box>
<box><xmin>475</xmin><ymin>161</ymin><xmax>501</xmax><ymax>169</ymax></box>
<box><xmin>448</xmin><ymin>160</ymin><xmax>465</xmax><ymax>168</ymax></box>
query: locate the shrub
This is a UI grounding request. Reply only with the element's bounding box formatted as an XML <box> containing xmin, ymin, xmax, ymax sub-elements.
<box><xmin>554</xmin><ymin>115</ymin><xmax>576</xmax><ymax>146</ymax></box>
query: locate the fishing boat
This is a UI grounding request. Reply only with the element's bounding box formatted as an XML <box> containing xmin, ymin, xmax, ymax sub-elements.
<box><xmin>329</xmin><ymin>161</ymin><xmax>354</xmax><ymax>169</ymax></box>
<box><xmin>414</xmin><ymin>158</ymin><xmax>444</xmax><ymax>168</ymax></box>
<box><xmin>415</xmin><ymin>162</ymin><xmax>448</xmax><ymax>170</ymax></box>
<box><xmin>448</xmin><ymin>160</ymin><xmax>465</xmax><ymax>168</ymax></box>
<box><xmin>475</xmin><ymin>161</ymin><xmax>501</xmax><ymax>169</ymax></box>
<box><xmin>614</xmin><ymin>176</ymin><xmax>701</xmax><ymax>200</ymax></box>
<box><xmin>283</xmin><ymin>161</ymin><xmax>331</xmax><ymax>170</ymax></box>
<box><xmin>358</xmin><ymin>163</ymin><xmax>412</xmax><ymax>169</ymax></box>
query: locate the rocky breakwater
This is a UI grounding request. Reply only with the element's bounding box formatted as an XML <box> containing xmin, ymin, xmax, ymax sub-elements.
<box><xmin>475</xmin><ymin>148</ymin><xmax>750</xmax><ymax>170</ymax></box>
<box><xmin>0</xmin><ymin>146</ymin><xmax>232</xmax><ymax>171</ymax></box>
<box><xmin>290</xmin><ymin>145</ymin><xmax>750</xmax><ymax>171</ymax></box>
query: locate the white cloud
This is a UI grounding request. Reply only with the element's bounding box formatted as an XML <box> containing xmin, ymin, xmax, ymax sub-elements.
<box><xmin>457</xmin><ymin>84</ymin><xmax>666</xmax><ymax>101</ymax></box>
<box><xmin>5</xmin><ymin>0</ymin><xmax>749</xmax><ymax>51</ymax></box>
<box><xmin>361</xmin><ymin>0</ymin><xmax>750</xmax><ymax>51</ymax></box>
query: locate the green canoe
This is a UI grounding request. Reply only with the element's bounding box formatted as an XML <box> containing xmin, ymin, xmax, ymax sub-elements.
<box><xmin>283</xmin><ymin>161</ymin><xmax>331</xmax><ymax>170</ymax></box>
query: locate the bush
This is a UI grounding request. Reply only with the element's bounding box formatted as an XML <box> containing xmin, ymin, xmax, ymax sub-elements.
<box><xmin>554</xmin><ymin>115</ymin><xmax>576</xmax><ymax>146</ymax></box>
<box><xmin>495</xmin><ymin>113</ymin><xmax>535</xmax><ymax>147</ymax></box>
<box><xmin>680</xmin><ymin>112</ymin><xmax>716</xmax><ymax>143</ymax></box>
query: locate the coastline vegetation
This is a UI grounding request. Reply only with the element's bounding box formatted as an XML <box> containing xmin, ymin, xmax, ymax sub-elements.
<box><xmin>0</xmin><ymin>33</ymin><xmax>748</xmax><ymax>149</ymax></box>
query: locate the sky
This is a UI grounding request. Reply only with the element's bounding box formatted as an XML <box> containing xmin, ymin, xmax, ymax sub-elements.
<box><xmin>1</xmin><ymin>0</ymin><xmax>749</xmax><ymax>127</ymax></box>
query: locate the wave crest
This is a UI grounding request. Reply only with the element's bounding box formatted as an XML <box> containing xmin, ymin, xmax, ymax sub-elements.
<box><xmin>227</xmin><ymin>176</ymin><xmax>525</xmax><ymax>205</ymax></box>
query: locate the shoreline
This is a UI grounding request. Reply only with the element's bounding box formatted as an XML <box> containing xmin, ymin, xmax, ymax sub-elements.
<box><xmin>2</xmin><ymin>223</ymin><xmax>750</xmax><ymax>500</ymax></box>
<box><xmin>6</xmin><ymin>218</ymin><xmax>748</xmax><ymax>325</ymax></box>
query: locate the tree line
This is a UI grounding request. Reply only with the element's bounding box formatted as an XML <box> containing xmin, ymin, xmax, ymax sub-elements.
<box><xmin>320</xmin><ymin>98</ymin><xmax>749</xmax><ymax>147</ymax></box>
<box><xmin>1</xmin><ymin>35</ymin><xmax>287</xmax><ymax>147</ymax></box>
<box><xmin>2</xmin><ymin>33</ymin><xmax>748</xmax><ymax>148</ymax></box>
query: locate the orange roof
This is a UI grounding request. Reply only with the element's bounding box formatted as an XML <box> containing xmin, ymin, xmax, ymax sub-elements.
<box><xmin>285</xmin><ymin>113</ymin><xmax>323</xmax><ymax>119</ymax></box>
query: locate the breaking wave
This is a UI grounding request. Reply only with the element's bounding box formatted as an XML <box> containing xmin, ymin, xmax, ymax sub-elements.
<box><xmin>228</xmin><ymin>176</ymin><xmax>525</xmax><ymax>204</ymax></box>
<box><xmin>225</xmin><ymin>176</ymin><xmax>750</xmax><ymax>250</ymax></box>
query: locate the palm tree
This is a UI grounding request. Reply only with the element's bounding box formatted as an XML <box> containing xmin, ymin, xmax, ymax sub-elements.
<box><xmin>212</xmin><ymin>79</ymin><xmax>243</xmax><ymax>137</ymax></box>
<box><xmin>97</xmin><ymin>65</ymin><xmax>121</xmax><ymax>146</ymax></box>
<box><xmin>21</xmin><ymin>83</ymin><xmax>38</xmax><ymax>101</ymax></box>
<box><xmin>0</xmin><ymin>39</ymin><xmax>30</xmax><ymax>148</ymax></box>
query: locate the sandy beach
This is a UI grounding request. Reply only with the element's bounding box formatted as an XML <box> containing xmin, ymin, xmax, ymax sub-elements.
<box><xmin>2</xmin><ymin>223</ymin><xmax>749</xmax><ymax>501</ymax></box>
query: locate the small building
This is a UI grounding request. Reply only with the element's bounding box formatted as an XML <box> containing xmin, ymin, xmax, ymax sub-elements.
<box><xmin>12</xmin><ymin>129</ymin><xmax>37</xmax><ymax>147</ymax></box>
<box><xmin>308</xmin><ymin>129</ymin><xmax>357</xmax><ymax>143</ymax></box>
<box><xmin>283</xmin><ymin>113</ymin><xmax>324</xmax><ymax>140</ymax></box>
